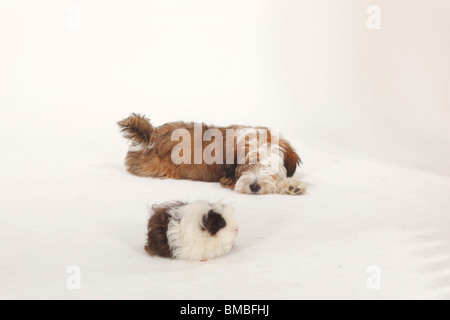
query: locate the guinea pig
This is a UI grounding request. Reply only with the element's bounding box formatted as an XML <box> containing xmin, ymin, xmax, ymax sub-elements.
<box><xmin>145</xmin><ymin>200</ymin><xmax>239</xmax><ymax>261</ymax></box>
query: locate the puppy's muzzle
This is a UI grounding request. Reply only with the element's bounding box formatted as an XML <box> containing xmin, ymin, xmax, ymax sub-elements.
<box><xmin>249</xmin><ymin>182</ymin><xmax>261</xmax><ymax>193</ymax></box>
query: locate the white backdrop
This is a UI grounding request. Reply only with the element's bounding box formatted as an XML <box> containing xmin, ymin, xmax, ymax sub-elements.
<box><xmin>1</xmin><ymin>0</ymin><xmax>449</xmax><ymax>299</ymax></box>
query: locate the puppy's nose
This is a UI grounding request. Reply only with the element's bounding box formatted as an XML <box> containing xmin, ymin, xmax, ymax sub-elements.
<box><xmin>249</xmin><ymin>182</ymin><xmax>261</xmax><ymax>193</ymax></box>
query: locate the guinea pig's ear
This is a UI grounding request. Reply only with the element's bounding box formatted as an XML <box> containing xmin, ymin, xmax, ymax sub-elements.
<box><xmin>202</xmin><ymin>210</ymin><xmax>227</xmax><ymax>236</ymax></box>
<box><xmin>280</xmin><ymin>139</ymin><xmax>301</xmax><ymax>177</ymax></box>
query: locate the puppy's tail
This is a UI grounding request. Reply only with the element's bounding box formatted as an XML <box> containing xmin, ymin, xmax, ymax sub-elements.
<box><xmin>117</xmin><ymin>113</ymin><xmax>154</xmax><ymax>148</ymax></box>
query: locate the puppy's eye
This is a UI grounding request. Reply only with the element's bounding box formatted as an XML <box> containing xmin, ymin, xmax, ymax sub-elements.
<box><xmin>289</xmin><ymin>186</ymin><xmax>294</xmax><ymax>191</ymax></box>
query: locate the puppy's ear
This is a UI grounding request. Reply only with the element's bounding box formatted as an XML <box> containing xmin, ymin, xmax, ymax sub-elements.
<box><xmin>224</xmin><ymin>164</ymin><xmax>237</xmax><ymax>178</ymax></box>
<box><xmin>202</xmin><ymin>210</ymin><xmax>227</xmax><ymax>236</ymax></box>
<box><xmin>280</xmin><ymin>139</ymin><xmax>301</xmax><ymax>177</ymax></box>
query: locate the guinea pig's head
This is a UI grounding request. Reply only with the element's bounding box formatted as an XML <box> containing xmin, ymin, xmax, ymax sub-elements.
<box><xmin>176</xmin><ymin>201</ymin><xmax>239</xmax><ymax>258</ymax></box>
<box><xmin>201</xmin><ymin>207</ymin><xmax>239</xmax><ymax>239</ymax></box>
<box><xmin>200</xmin><ymin>202</ymin><xmax>239</xmax><ymax>259</ymax></box>
<box><xmin>167</xmin><ymin>201</ymin><xmax>239</xmax><ymax>260</ymax></box>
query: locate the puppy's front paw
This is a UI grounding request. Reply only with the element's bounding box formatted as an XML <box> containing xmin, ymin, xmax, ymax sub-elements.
<box><xmin>277</xmin><ymin>178</ymin><xmax>306</xmax><ymax>195</ymax></box>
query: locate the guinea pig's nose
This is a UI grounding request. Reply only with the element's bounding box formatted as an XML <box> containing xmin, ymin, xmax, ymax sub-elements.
<box><xmin>234</xmin><ymin>227</ymin><xmax>239</xmax><ymax>234</ymax></box>
<box><xmin>249</xmin><ymin>182</ymin><xmax>261</xmax><ymax>193</ymax></box>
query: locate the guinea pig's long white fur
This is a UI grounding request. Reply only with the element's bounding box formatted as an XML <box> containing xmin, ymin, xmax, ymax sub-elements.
<box><xmin>166</xmin><ymin>200</ymin><xmax>239</xmax><ymax>261</ymax></box>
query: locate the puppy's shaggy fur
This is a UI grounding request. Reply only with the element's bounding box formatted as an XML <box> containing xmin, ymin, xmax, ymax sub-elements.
<box><xmin>118</xmin><ymin>114</ymin><xmax>306</xmax><ymax>195</ymax></box>
<box><xmin>146</xmin><ymin>201</ymin><xmax>239</xmax><ymax>261</ymax></box>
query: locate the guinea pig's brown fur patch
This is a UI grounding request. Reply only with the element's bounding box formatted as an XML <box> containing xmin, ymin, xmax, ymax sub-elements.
<box><xmin>145</xmin><ymin>202</ymin><xmax>185</xmax><ymax>258</ymax></box>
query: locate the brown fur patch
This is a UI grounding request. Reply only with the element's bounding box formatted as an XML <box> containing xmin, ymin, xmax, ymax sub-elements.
<box><xmin>219</xmin><ymin>176</ymin><xmax>236</xmax><ymax>190</ymax></box>
<box><xmin>202</xmin><ymin>210</ymin><xmax>227</xmax><ymax>236</ymax></box>
<box><xmin>145</xmin><ymin>202</ymin><xmax>185</xmax><ymax>258</ymax></box>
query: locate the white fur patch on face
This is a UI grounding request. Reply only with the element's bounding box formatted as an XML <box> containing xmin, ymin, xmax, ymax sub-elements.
<box><xmin>234</xmin><ymin>131</ymin><xmax>288</xmax><ymax>194</ymax></box>
<box><xmin>235</xmin><ymin>165</ymin><xmax>279</xmax><ymax>194</ymax></box>
<box><xmin>166</xmin><ymin>201</ymin><xmax>238</xmax><ymax>261</ymax></box>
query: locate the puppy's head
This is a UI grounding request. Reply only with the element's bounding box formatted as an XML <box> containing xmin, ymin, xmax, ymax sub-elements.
<box><xmin>231</xmin><ymin>129</ymin><xmax>301</xmax><ymax>194</ymax></box>
<box><xmin>234</xmin><ymin>142</ymin><xmax>302</xmax><ymax>194</ymax></box>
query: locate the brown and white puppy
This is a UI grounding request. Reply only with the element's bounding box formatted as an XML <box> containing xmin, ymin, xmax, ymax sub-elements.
<box><xmin>118</xmin><ymin>114</ymin><xmax>306</xmax><ymax>195</ymax></box>
<box><xmin>145</xmin><ymin>201</ymin><xmax>239</xmax><ymax>261</ymax></box>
